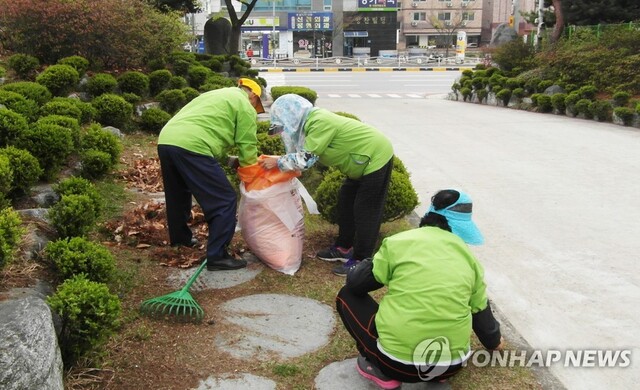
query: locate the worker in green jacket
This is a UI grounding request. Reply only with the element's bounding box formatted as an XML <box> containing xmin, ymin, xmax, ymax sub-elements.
<box><xmin>157</xmin><ymin>78</ymin><xmax>265</xmax><ymax>271</ymax></box>
<box><xmin>260</xmin><ymin>93</ymin><xmax>394</xmax><ymax>276</ymax></box>
<box><xmin>336</xmin><ymin>189</ymin><xmax>504</xmax><ymax>388</ymax></box>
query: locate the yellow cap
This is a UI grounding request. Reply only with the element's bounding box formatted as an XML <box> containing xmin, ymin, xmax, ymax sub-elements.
<box><xmin>238</xmin><ymin>78</ymin><xmax>265</xmax><ymax>113</ymax></box>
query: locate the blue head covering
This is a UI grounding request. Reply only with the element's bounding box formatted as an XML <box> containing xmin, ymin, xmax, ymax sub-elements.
<box><xmin>269</xmin><ymin>94</ymin><xmax>314</xmax><ymax>154</ymax></box>
<box><xmin>427</xmin><ymin>190</ymin><xmax>484</xmax><ymax>245</ymax></box>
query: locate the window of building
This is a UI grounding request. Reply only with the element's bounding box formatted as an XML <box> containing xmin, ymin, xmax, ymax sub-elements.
<box><xmin>323</xmin><ymin>0</ymin><xmax>331</xmax><ymax>11</ymax></box>
<box><xmin>462</xmin><ymin>12</ymin><xmax>475</xmax><ymax>21</ymax></box>
<box><xmin>437</xmin><ymin>12</ymin><xmax>451</xmax><ymax>21</ymax></box>
<box><xmin>406</xmin><ymin>35</ymin><xmax>419</xmax><ymax>46</ymax></box>
<box><xmin>413</xmin><ymin>12</ymin><xmax>427</xmax><ymax>21</ymax></box>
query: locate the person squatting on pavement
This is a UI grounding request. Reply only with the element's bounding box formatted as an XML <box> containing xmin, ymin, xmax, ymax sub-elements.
<box><xmin>157</xmin><ymin>78</ymin><xmax>265</xmax><ymax>271</ymax></box>
<box><xmin>336</xmin><ymin>189</ymin><xmax>504</xmax><ymax>389</ymax></box>
<box><xmin>259</xmin><ymin>93</ymin><xmax>394</xmax><ymax>276</ymax></box>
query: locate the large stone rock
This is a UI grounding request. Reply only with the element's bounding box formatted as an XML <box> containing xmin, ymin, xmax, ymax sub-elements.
<box><xmin>490</xmin><ymin>23</ymin><xmax>518</xmax><ymax>47</ymax></box>
<box><xmin>0</xmin><ymin>291</ymin><xmax>63</xmax><ymax>390</ymax></box>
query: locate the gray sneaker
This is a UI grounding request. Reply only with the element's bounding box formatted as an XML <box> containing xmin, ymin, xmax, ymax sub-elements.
<box><xmin>317</xmin><ymin>245</ymin><xmax>353</xmax><ymax>262</ymax></box>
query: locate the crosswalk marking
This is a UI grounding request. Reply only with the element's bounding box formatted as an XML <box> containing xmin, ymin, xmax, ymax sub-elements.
<box><xmin>369</xmin><ymin>94</ymin><xmax>382</xmax><ymax>98</ymax></box>
<box><xmin>327</xmin><ymin>94</ymin><xmax>341</xmax><ymax>98</ymax></box>
<box><xmin>319</xmin><ymin>93</ymin><xmax>427</xmax><ymax>99</ymax></box>
<box><xmin>388</xmin><ymin>94</ymin><xmax>402</xmax><ymax>98</ymax></box>
<box><xmin>347</xmin><ymin>94</ymin><xmax>362</xmax><ymax>98</ymax></box>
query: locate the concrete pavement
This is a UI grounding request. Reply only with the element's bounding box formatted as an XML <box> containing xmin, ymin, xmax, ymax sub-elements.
<box><xmin>316</xmin><ymin>95</ymin><xmax>640</xmax><ymax>389</ymax></box>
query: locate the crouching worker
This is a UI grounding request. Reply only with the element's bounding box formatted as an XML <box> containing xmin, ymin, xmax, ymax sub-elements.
<box><xmin>336</xmin><ymin>189</ymin><xmax>504</xmax><ymax>388</ymax></box>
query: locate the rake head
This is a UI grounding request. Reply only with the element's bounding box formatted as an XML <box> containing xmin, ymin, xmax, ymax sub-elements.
<box><xmin>140</xmin><ymin>290</ymin><xmax>204</xmax><ymax>323</ymax></box>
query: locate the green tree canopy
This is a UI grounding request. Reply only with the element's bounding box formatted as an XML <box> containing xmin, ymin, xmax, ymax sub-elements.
<box><xmin>148</xmin><ymin>0</ymin><xmax>202</xmax><ymax>14</ymax></box>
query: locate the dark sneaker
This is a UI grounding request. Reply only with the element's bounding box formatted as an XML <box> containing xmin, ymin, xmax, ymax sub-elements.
<box><xmin>206</xmin><ymin>256</ymin><xmax>247</xmax><ymax>271</ymax></box>
<box><xmin>356</xmin><ymin>355</ymin><xmax>402</xmax><ymax>389</ymax></box>
<box><xmin>332</xmin><ymin>258</ymin><xmax>360</xmax><ymax>276</ymax></box>
<box><xmin>171</xmin><ymin>237</ymin><xmax>199</xmax><ymax>248</ymax></box>
<box><xmin>317</xmin><ymin>245</ymin><xmax>353</xmax><ymax>262</ymax></box>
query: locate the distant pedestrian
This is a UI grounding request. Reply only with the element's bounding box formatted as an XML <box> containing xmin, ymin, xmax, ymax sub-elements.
<box><xmin>157</xmin><ymin>78</ymin><xmax>265</xmax><ymax>271</ymax></box>
<box><xmin>336</xmin><ymin>189</ymin><xmax>504</xmax><ymax>387</ymax></box>
<box><xmin>260</xmin><ymin>93</ymin><xmax>394</xmax><ymax>276</ymax></box>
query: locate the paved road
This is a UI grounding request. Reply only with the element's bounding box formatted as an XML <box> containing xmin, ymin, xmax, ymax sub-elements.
<box><xmin>312</xmin><ymin>96</ymin><xmax>640</xmax><ymax>390</ymax></box>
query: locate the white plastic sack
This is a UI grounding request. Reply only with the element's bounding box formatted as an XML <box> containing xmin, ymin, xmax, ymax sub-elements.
<box><xmin>238</xmin><ymin>178</ymin><xmax>311</xmax><ymax>275</ymax></box>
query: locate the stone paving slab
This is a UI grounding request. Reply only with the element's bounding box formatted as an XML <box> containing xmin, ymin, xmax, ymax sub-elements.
<box><xmin>213</xmin><ymin>293</ymin><xmax>335</xmax><ymax>360</ymax></box>
<box><xmin>166</xmin><ymin>253</ymin><xmax>263</xmax><ymax>291</ymax></box>
<box><xmin>315</xmin><ymin>359</ymin><xmax>452</xmax><ymax>390</ymax></box>
<box><xmin>194</xmin><ymin>373</ymin><xmax>276</xmax><ymax>390</ymax></box>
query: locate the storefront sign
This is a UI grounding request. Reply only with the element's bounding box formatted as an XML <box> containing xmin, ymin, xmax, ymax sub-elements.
<box><xmin>357</xmin><ymin>0</ymin><xmax>397</xmax><ymax>11</ymax></box>
<box><xmin>288</xmin><ymin>12</ymin><xmax>333</xmax><ymax>31</ymax></box>
<box><xmin>244</xmin><ymin>17</ymin><xmax>279</xmax><ymax>27</ymax></box>
<box><xmin>346</xmin><ymin>14</ymin><xmax>392</xmax><ymax>26</ymax></box>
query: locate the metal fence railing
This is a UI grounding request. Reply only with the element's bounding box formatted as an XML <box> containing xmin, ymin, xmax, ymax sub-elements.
<box><xmin>250</xmin><ymin>55</ymin><xmax>483</xmax><ymax>69</ymax></box>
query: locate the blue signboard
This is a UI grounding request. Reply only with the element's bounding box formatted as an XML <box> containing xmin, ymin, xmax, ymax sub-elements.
<box><xmin>358</xmin><ymin>0</ymin><xmax>397</xmax><ymax>10</ymax></box>
<box><xmin>288</xmin><ymin>12</ymin><xmax>333</xmax><ymax>31</ymax></box>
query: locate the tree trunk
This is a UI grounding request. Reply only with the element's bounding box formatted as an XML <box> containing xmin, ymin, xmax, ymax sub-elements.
<box><xmin>229</xmin><ymin>24</ymin><xmax>241</xmax><ymax>55</ymax></box>
<box><xmin>551</xmin><ymin>0</ymin><xmax>564</xmax><ymax>43</ymax></box>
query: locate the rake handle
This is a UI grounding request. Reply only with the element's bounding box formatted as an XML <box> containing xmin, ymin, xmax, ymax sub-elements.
<box><xmin>180</xmin><ymin>260</ymin><xmax>207</xmax><ymax>292</ymax></box>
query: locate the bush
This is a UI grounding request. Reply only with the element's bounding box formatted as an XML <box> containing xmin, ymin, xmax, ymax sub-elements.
<box><xmin>36</xmin><ymin>115</ymin><xmax>81</xmax><ymax>148</ymax></box>
<box><xmin>536</xmin><ymin>95</ymin><xmax>553</xmax><ymax>113</ymax></box>
<box><xmin>16</xmin><ymin>122</ymin><xmax>74</xmax><ymax>179</ymax></box>
<box><xmin>49</xmin><ymin>194</ymin><xmax>98</xmax><ymax>238</ymax></box>
<box><xmin>121</xmin><ymin>92</ymin><xmax>141</xmax><ymax>106</ymax></box>
<box><xmin>0</xmin><ymin>81</ymin><xmax>52</xmax><ymax>105</ymax></box>
<box><xmin>156</xmin><ymin>89</ymin><xmax>187</xmax><ymax>114</ymax></box>
<box><xmin>612</xmin><ymin>91</ymin><xmax>631</xmax><ymax>107</ymax></box>
<box><xmin>614</xmin><ymin>107</ymin><xmax>635</xmax><ymax>126</ymax></box>
<box><xmin>85</xmin><ymin>73</ymin><xmax>117</xmax><ymax>97</ymax></box>
<box><xmin>0</xmin><ymin>146</ymin><xmax>42</xmax><ymax>196</ymax></box>
<box><xmin>7</xmin><ymin>54</ymin><xmax>39</xmax><ymax>79</ymax></box>
<box><xmin>54</xmin><ymin>176</ymin><xmax>104</xmax><ymax>217</ymax></box>
<box><xmin>117</xmin><ymin>71</ymin><xmax>149</xmax><ymax>96</ymax></box>
<box><xmin>0</xmin><ymin>90</ymin><xmax>39</xmax><ymax>121</ymax></box>
<box><xmin>460</xmin><ymin>87</ymin><xmax>472</xmax><ymax>102</ymax></box>
<box><xmin>270</xmin><ymin>86</ymin><xmax>317</xmax><ymax>105</ymax></box>
<box><xmin>512</xmin><ymin>87</ymin><xmax>525</xmax><ymax>99</ymax></box>
<box><xmin>46</xmin><ymin>275</ymin><xmax>121</xmax><ymax>365</ymax></box>
<box><xmin>36</xmin><ymin>64</ymin><xmax>80</xmax><ymax>96</ymax></box>
<box><xmin>496</xmin><ymin>89</ymin><xmax>512</xmax><ymax>106</ymax></box>
<box><xmin>315</xmin><ymin>166</ymin><xmax>418</xmax><ymax>224</ymax></box>
<box><xmin>81</xmin><ymin>124</ymin><xmax>123</xmax><ymax>165</ymax></box>
<box><xmin>45</xmin><ymin>237</ymin><xmax>115</xmax><ymax>283</ymax></box>
<box><xmin>476</xmin><ymin>89</ymin><xmax>488</xmax><ymax>103</ymax></box>
<box><xmin>564</xmin><ymin>92</ymin><xmax>581</xmax><ymax>117</ymax></box>
<box><xmin>537</xmin><ymin>80</ymin><xmax>554</xmax><ymax>92</ymax></box>
<box><xmin>187</xmin><ymin>65</ymin><xmax>212</xmax><ymax>89</ymax></box>
<box><xmin>334</xmin><ymin>112</ymin><xmax>361</xmax><ymax>121</ymax></box>
<box><xmin>57</xmin><ymin>56</ymin><xmax>90</xmax><ymax>76</ymax></box>
<box><xmin>491</xmin><ymin>39</ymin><xmax>536</xmax><ymax>72</ymax></box>
<box><xmin>39</xmin><ymin>99</ymin><xmax>82</xmax><ymax>122</ymax></box>
<box><xmin>148</xmin><ymin>69</ymin><xmax>173</xmax><ymax>97</ymax></box>
<box><xmin>0</xmin><ymin>208</ymin><xmax>24</xmax><ymax>268</ymax></box>
<box><xmin>52</xmin><ymin>97</ymin><xmax>97</xmax><ymax>125</ymax></box>
<box><xmin>591</xmin><ymin>100</ymin><xmax>613</xmax><ymax>122</ymax></box>
<box><xmin>551</xmin><ymin>93</ymin><xmax>567</xmax><ymax>113</ymax></box>
<box><xmin>80</xmin><ymin>149</ymin><xmax>113</xmax><ymax>179</ymax></box>
<box><xmin>0</xmin><ymin>154</ymin><xmax>13</xmax><ymax>202</ymax></box>
<box><xmin>0</xmin><ymin>108</ymin><xmax>29</xmax><ymax>146</ymax></box>
<box><xmin>167</xmin><ymin>76</ymin><xmax>188</xmax><ymax>90</ymax></box>
<box><xmin>182</xmin><ymin>87</ymin><xmax>200</xmax><ymax>103</ymax></box>
<box><xmin>575</xmin><ymin>99</ymin><xmax>593</xmax><ymax>118</ymax></box>
<box><xmin>92</xmin><ymin>93</ymin><xmax>133</xmax><ymax>128</ymax></box>
<box><xmin>257</xmin><ymin>132</ymin><xmax>285</xmax><ymax>155</ymax></box>
<box><xmin>529</xmin><ymin>93</ymin><xmax>541</xmax><ymax>107</ymax></box>
<box><xmin>139</xmin><ymin>108</ymin><xmax>171</xmax><ymax>134</ymax></box>
<box><xmin>577</xmin><ymin>85</ymin><xmax>598</xmax><ymax>100</ymax></box>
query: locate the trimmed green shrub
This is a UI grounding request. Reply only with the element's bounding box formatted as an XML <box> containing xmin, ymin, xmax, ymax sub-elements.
<box><xmin>57</xmin><ymin>56</ymin><xmax>90</xmax><ymax>76</ymax></box>
<box><xmin>49</xmin><ymin>194</ymin><xmax>98</xmax><ymax>238</ymax></box>
<box><xmin>81</xmin><ymin>124</ymin><xmax>122</xmax><ymax>165</ymax></box>
<box><xmin>460</xmin><ymin>87</ymin><xmax>472</xmax><ymax>102</ymax></box>
<box><xmin>471</xmin><ymin>77</ymin><xmax>485</xmax><ymax>91</ymax></box>
<box><xmin>0</xmin><ymin>146</ymin><xmax>42</xmax><ymax>196</ymax></box>
<box><xmin>0</xmin><ymin>207</ymin><xmax>24</xmax><ymax>268</ymax></box>
<box><xmin>315</xmin><ymin>167</ymin><xmax>418</xmax><ymax>224</ymax></box>
<box><xmin>564</xmin><ymin>92</ymin><xmax>581</xmax><ymax>117</ymax></box>
<box><xmin>524</xmin><ymin>77</ymin><xmax>541</xmax><ymax>94</ymax></box>
<box><xmin>182</xmin><ymin>87</ymin><xmax>200</xmax><ymax>103</ymax></box>
<box><xmin>614</xmin><ymin>107</ymin><xmax>635</xmax><ymax>126</ymax></box>
<box><xmin>47</xmin><ymin>275</ymin><xmax>121</xmax><ymax>365</ymax></box>
<box><xmin>529</xmin><ymin>93</ymin><xmax>541</xmax><ymax>107</ymax></box>
<box><xmin>156</xmin><ymin>89</ymin><xmax>187</xmax><ymax>114</ymax></box>
<box><xmin>0</xmin><ymin>154</ymin><xmax>13</xmax><ymax>199</ymax></box>
<box><xmin>577</xmin><ymin>85</ymin><xmax>598</xmax><ymax>100</ymax></box>
<box><xmin>270</xmin><ymin>86</ymin><xmax>317</xmax><ymax>105</ymax></box>
<box><xmin>491</xmin><ymin>39</ymin><xmax>537</xmax><ymax>72</ymax></box>
<box><xmin>80</xmin><ymin>149</ymin><xmax>113</xmax><ymax>179</ymax></box>
<box><xmin>256</xmin><ymin>120</ymin><xmax>270</xmax><ymax>134</ymax></box>
<box><xmin>257</xmin><ymin>132</ymin><xmax>285</xmax><ymax>156</ymax></box>
<box><xmin>334</xmin><ymin>112</ymin><xmax>361</xmax><ymax>121</ymax></box>
<box><xmin>0</xmin><ymin>90</ymin><xmax>39</xmax><ymax>121</ymax></box>
<box><xmin>537</xmin><ymin>80</ymin><xmax>554</xmax><ymax>92</ymax></box>
<box><xmin>536</xmin><ymin>95</ymin><xmax>553</xmax><ymax>113</ymax></box>
<box><xmin>91</xmin><ymin>93</ymin><xmax>133</xmax><ymax>128</ymax></box>
<box><xmin>476</xmin><ymin>89</ymin><xmax>488</xmax><ymax>103</ymax></box>
<box><xmin>505</xmin><ymin>78</ymin><xmax>522</xmax><ymax>90</ymax></box>
<box><xmin>171</xmin><ymin>59</ymin><xmax>192</xmax><ymax>77</ymax></box>
<box><xmin>117</xmin><ymin>71</ymin><xmax>149</xmax><ymax>96</ymax></box>
<box><xmin>85</xmin><ymin>73</ymin><xmax>117</xmax><ymax>97</ymax></box>
<box><xmin>462</xmin><ymin>69</ymin><xmax>474</xmax><ymax>78</ymax></box>
<box><xmin>167</xmin><ymin>76</ymin><xmax>188</xmax><ymax>90</ymax></box>
<box><xmin>140</xmin><ymin>108</ymin><xmax>171</xmax><ymax>134</ymax></box>
<box><xmin>54</xmin><ymin>176</ymin><xmax>103</xmax><ymax>216</ymax></box>
<box><xmin>52</xmin><ymin>97</ymin><xmax>97</xmax><ymax>125</ymax></box>
<box><xmin>36</xmin><ymin>115</ymin><xmax>81</xmax><ymax>148</ymax></box>
<box><xmin>7</xmin><ymin>54</ymin><xmax>39</xmax><ymax>80</ymax></box>
<box><xmin>551</xmin><ymin>93</ymin><xmax>567</xmax><ymax>113</ymax></box>
<box><xmin>392</xmin><ymin>156</ymin><xmax>409</xmax><ymax>176</ymax></box>
<box><xmin>0</xmin><ymin>108</ymin><xmax>29</xmax><ymax>146</ymax></box>
<box><xmin>36</xmin><ymin>64</ymin><xmax>80</xmax><ymax>96</ymax></box>
<box><xmin>0</xmin><ymin>66</ymin><xmax>5</xmax><ymax>78</ymax></box>
<box><xmin>121</xmin><ymin>92</ymin><xmax>141</xmax><ymax>106</ymax></box>
<box><xmin>612</xmin><ymin>91</ymin><xmax>631</xmax><ymax>107</ymax></box>
<box><xmin>16</xmin><ymin>122</ymin><xmax>73</xmax><ymax>179</ymax></box>
<box><xmin>496</xmin><ymin>89</ymin><xmax>512</xmax><ymax>106</ymax></box>
<box><xmin>512</xmin><ymin>87</ymin><xmax>525</xmax><ymax>99</ymax></box>
<box><xmin>45</xmin><ymin>237</ymin><xmax>115</xmax><ymax>283</ymax></box>
<box><xmin>591</xmin><ymin>100</ymin><xmax>613</xmax><ymax>122</ymax></box>
<box><xmin>0</xmin><ymin>81</ymin><xmax>52</xmax><ymax>105</ymax></box>
<box><xmin>187</xmin><ymin>65</ymin><xmax>212</xmax><ymax>89</ymax></box>
<box><xmin>148</xmin><ymin>69</ymin><xmax>173</xmax><ymax>97</ymax></box>
<box><xmin>39</xmin><ymin>99</ymin><xmax>82</xmax><ymax>122</ymax></box>
<box><xmin>575</xmin><ymin>99</ymin><xmax>593</xmax><ymax>118</ymax></box>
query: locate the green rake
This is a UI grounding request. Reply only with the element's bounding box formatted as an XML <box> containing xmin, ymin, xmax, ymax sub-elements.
<box><xmin>140</xmin><ymin>261</ymin><xmax>207</xmax><ymax>322</ymax></box>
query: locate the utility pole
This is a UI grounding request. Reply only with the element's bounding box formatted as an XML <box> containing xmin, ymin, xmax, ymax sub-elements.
<box><xmin>272</xmin><ymin>0</ymin><xmax>276</xmax><ymax>66</ymax></box>
<box><xmin>513</xmin><ymin>0</ymin><xmax>521</xmax><ymax>34</ymax></box>
<box><xmin>535</xmin><ymin>0</ymin><xmax>544</xmax><ymax>49</ymax></box>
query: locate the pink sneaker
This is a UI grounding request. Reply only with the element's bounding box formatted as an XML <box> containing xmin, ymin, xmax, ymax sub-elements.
<box><xmin>356</xmin><ymin>355</ymin><xmax>402</xmax><ymax>389</ymax></box>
